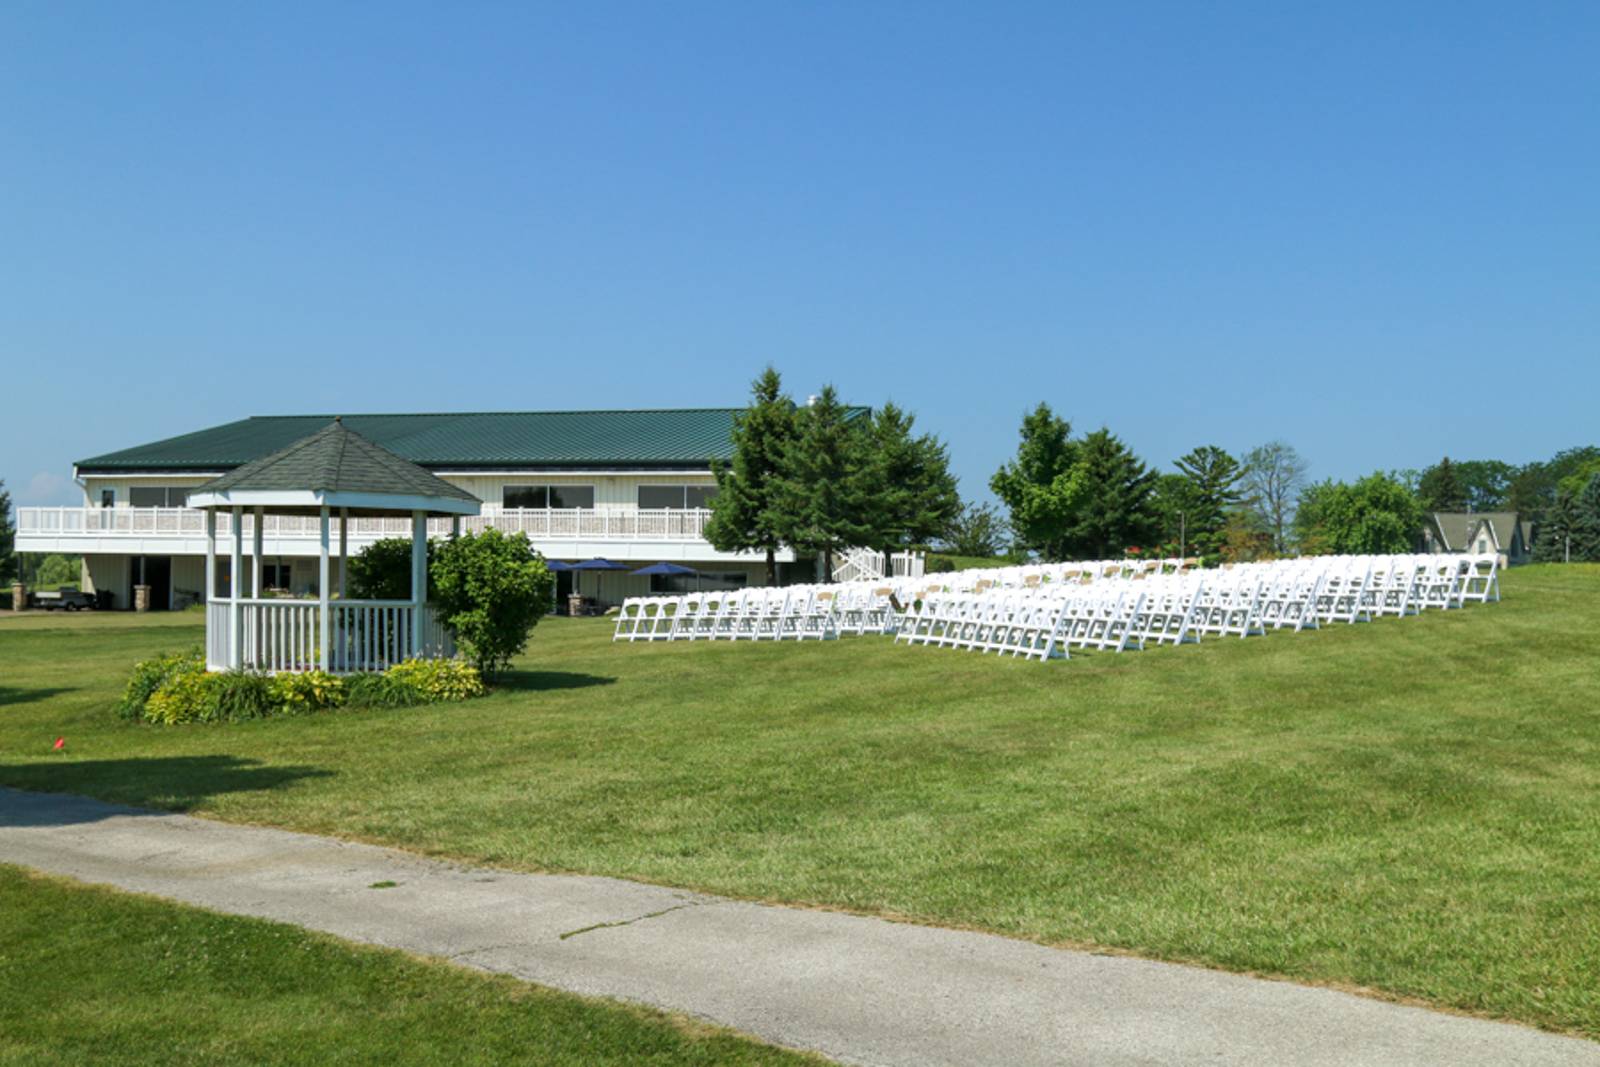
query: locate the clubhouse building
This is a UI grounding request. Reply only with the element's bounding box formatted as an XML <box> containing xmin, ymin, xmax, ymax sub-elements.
<box><xmin>16</xmin><ymin>409</ymin><xmax>883</xmax><ymax>611</ymax></box>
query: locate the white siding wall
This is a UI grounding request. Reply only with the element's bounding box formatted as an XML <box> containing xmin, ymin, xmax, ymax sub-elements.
<box><xmin>80</xmin><ymin>475</ymin><xmax>218</xmax><ymax>507</ymax></box>
<box><xmin>82</xmin><ymin>554</ymin><xmax>127</xmax><ymax>598</ymax></box>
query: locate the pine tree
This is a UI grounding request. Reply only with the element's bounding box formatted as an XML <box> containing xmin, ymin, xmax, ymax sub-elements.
<box><xmin>1571</xmin><ymin>473</ymin><xmax>1600</xmax><ymax>562</ymax></box>
<box><xmin>0</xmin><ymin>479</ymin><xmax>14</xmax><ymax>588</ymax></box>
<box><xmin>1418</xmin><ymin>457</ymin><xmax>1469</xmax><ymax>513</ymax></box>
<box><xmin>775</xmin><ymin>385</ymin><xmax>874</xmax><ymax>580</ymax></box>
<box><xmin>1534</xmin><ymin>487</ymin><xmax>1579</xmax><ymax>563</ymax></box>
<box><xmin>990</xmin><ymin>404</ymin><xmax>1083</xmax><ymax>561</ymax></box>
<box><xmin>1060</xmin><ymin>429</ymin><xmax>1158</xmax><ymax>559</ymax></box>
<box><xmin>1172</xmin><ymin>445</ymin><xmax>1246</xmax><ymax>556</ymax></box>
<box><xmin>860</xmin><ymin>402</ymin><xmax>960</xmax><ymax>567</ymax></box>
<box><xmin>704</xmin><ymin>367</ymin><xmax>798</xmax><ymax>585</ymax></box>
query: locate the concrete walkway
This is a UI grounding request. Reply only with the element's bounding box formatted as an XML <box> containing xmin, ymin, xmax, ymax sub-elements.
<box><xmin>2</xmin><ymin>787</ymin><xmax>1595</xmax><ymax>1067</ymax></box>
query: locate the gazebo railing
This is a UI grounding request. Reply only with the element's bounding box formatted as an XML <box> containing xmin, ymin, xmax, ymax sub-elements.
<box><xmin>206</xmin><ymin>598</ymin><xmax>454</xmax><ymax>673</ymax></box>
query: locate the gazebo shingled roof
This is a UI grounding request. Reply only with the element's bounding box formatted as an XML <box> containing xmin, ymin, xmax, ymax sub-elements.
<box><xmin>190</xmin><ymin>419</ymin><xmax>478</xmax><ymax>516</ymax></box>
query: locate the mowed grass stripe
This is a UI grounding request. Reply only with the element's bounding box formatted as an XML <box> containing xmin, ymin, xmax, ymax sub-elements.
<box><xmin>1</xmin><ymin>565</ymin><xmax>1597</xmax><ymax>1036</ymax></box>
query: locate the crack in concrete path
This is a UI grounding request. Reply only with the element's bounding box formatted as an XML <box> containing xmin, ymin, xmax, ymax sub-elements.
<box><xmin>558</xmin><ymin>900</ymin><xmax>710</xmax><ymax>941</ymax></box>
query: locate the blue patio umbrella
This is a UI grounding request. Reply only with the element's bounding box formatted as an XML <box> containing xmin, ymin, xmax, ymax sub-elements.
<box><xmin>572</xmin><ymin>557</ymin><xmax>631</xmax><ymax>606</ymax></box>
<box><xmin>632</xmin><ymin>561</ymin><xmax>701</xmax><ymax>592</ymax></box>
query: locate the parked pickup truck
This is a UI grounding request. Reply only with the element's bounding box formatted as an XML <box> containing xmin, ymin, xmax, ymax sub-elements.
<box><xmin>30</xmin><ymin>586</ymin><xmax>98</xmax><ymax>611</ymax></box>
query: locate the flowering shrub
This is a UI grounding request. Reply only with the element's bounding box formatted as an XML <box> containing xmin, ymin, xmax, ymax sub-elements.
<box><xmin>117</xmin><ymin>650</ymin><xmax>204</xmax><ymax>721</ymax></box>
<box><xmin>267</xmin><ymin>671</ymin><xmax>347</xmax><ymax>715</ymax></box>
<box><xmin>143</xmin><ymin>667</ymin><xmax>215</xmax><ymax>725</ymax></box>
<box><xmin>384</xmin><ymin>658</ymin><xmax>485</xmax><ymax>702</ymax></box>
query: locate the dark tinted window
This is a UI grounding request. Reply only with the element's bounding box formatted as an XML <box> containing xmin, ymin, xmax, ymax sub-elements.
<box><xmin>130</xmin><ymin>486</ymin><xmax>188</xmax><ymax>507</ymax></box>
<box><xmin>548</xmin><ymin>485</ymin><xmax>594</xmax><ymax>509</ymax></box>
<box><xmin>502</xmin><ymin>486</ymin><xmax>549</xmax><ymax>509</ymax></box>
<box><xmin>637</xmin><ymin>485</ymin><xmax>682</xmax><ymax>509</ymax></box>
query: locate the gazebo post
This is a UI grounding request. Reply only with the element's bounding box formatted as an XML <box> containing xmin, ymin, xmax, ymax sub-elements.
<box><xmin>230</xmin><ymin>506</ymin><xmax>243</xmax><ymax>669</ymax></box>
<box><xmin>205</xmin><ymin>510</ymin><xmax>216</xmax><ymax>666</ymax></box>
<box><xmin>251</xmin><ymin>507</ymin><xmax>263</xmax><ymax>598</ymax></box>
<box><xmin>339</xmin><ymin>507</ymin><xmax>349</xmax><ymax>599</ymax></box>
<box><xmin>319</xmin><ymin>506</ymin><xmax>331</xmax><ymax>671</ymax></box>
<box><xmin>411</xmin><ymin>509</ymin><xmax>426</xmax><ymax>654</ymax></box>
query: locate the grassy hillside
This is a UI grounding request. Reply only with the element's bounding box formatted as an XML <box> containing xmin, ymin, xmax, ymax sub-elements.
<box><xmin>3</xmin><ymin>565</ymin><xmax>1598</xmax><ymax>1037</ymax></box>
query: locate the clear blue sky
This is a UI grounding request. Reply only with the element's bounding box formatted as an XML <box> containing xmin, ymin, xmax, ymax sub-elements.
<box><xmin>3</xmin><ymin>2</ymin><xmax>1596</xmax><ymax>506</ymax></box>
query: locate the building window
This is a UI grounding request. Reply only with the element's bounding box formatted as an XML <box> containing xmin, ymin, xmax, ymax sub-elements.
<box><xmin>129</xmin><ymin>486</ymin><xmax>189</xmax><ymax>507</ymax></box>
<box><xmin>1477</xmin><ymin>537</ymin><xmax>1488</xmax><ymax>553</ymax></box>
<box><xmin>637</xmin><ymin>485</ymin><xmax>718</xmax><ymax>509</ymax></box>
<box><xmin>261</xmin><ymin>563</ymin><xmax>293</xmax><ymax>591</ymax></box>
<box><xmin>100</xmin><ymin>489</ymin><xmax>115</xmax><ymax>508</ymax></box>
<box><xmin>649</xmin><ymin>570</ymin><xmax>747</xmax><ymax>593</ymax></box>
<box><xmin>502</xmin><ymin>485</ymin><xmax>595</xmax><ymax>509</ymax></box>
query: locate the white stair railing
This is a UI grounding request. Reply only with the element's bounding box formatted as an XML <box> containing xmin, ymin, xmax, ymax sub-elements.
<box><xmin>831</xmin><ymin>548</ymin><xmax>926</xmax><ymax>583</ymax></box>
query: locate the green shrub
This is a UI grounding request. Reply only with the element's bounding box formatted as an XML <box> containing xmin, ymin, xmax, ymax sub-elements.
<box><xmin>209</xmin><ymin>671</ymin><xmax>277</xmax><ymax>722</ymax></box>
<box><xmin>347</xmin><ymin>538</ymin><xmax>435</xmax><ymax>601</ymax></box>
<box><xmin>386</xmin><ymin>658</ymin><xmax>485</xmax><ymax>702</ymax></box>
<box><xmin>267</xmin><ymin>671</ymin><xmax>346</xmax><ymax>715</ymax></box>
<box><xmin>431</xmin><ymin>529</ymin><xmax>552</xmax><ymax>680</ymax></box>
<box><xmin>117</xmin><ymin>650</ymin><xmax>204</xmax><ymax>721</ymax></box>
<box><xmin>345</xmin><ymin>671</ymin><xmax>427</xmax><ymax>710</ymax></box>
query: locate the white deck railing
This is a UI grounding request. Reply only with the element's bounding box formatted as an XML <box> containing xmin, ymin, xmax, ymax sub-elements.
<box><xmin>19</xmin><ymin>506</ymin><xmax>714</xmax><ymax>543</ymax></box>
<box><xmin>206</xmin><ymin>598</ymin><xmax>454</xmax><ymax>673</ymax></box>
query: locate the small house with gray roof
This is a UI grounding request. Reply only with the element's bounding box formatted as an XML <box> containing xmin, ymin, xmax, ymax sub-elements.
<box><xmin>1420</xmin><ymin>511</ymin><xmax>1533</xmax><ymax>566</ymax></box>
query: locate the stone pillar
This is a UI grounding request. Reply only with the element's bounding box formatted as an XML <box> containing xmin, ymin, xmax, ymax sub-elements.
<box><xmin>134</xmin><ymin>585</ymin><xmax>151</xmax><ymax>612</ymax></box>
<box><xmin>567</xmin><ymin>592</ymin><xmax>585</xmax><ymax>617</ymax></box>
<box><xmin>11</xmin><ymin>583</ymin><xmax>24</xmax><ymax>613</ymax></box>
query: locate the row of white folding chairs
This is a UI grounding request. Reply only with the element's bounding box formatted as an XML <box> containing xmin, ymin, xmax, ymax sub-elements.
<box><xmin>614</xmin><ymin>588</ymin><xmax>838</xmax><ymax>642</ymax></box>
<box><xmin>893</xmin><ymin>591</ymin><xmax>1071</xmax><ymax>660</ymax></box>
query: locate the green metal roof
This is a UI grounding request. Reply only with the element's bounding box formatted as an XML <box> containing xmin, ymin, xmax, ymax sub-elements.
<box><xmin>195</xmin><ymin>420</ymin><xmax>479</xmax><ymax>504</ymax></box>
<box><xmin>76</xmin><ymin>408</ymin><xmax>868</xmax><ymax>473</ymax></box>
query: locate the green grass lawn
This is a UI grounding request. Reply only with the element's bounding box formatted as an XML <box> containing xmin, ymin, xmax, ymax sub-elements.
<box><xmin>3</xmin><ymin>565</ymin><xmax>1599</xmax><ymax>1038</ymax></box>
<box><xmin>0</xmin><ymin>865</ymin><xmax>820</xmax><ymax>1066</ymax></box>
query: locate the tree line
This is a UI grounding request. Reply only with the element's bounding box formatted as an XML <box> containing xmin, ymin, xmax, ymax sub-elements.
<box><xmin>983</xmin><ymin>403</ymin><xmax>1600</xmax><ymax>563</ymax></box>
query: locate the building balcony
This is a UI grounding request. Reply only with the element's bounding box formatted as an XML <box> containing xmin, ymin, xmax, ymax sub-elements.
<box><xmin>15</xmin><ymin>506</ymin><xmax>788</xmax><ymax>564</ymax></box>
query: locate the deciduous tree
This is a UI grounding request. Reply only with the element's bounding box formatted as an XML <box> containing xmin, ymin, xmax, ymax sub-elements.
<box><xmin>1240</xmin><ymin>442</ymin><xmax>1307</xmax><ymax>554</ymax></box>
<box><xmin>1295</xmin><ymin>473</ymin><xmax>1423</xmax><ymax>555</ymax></box>
<box><xmin>0</xmin><ymin>480</ymin><xmax>14</xmax><ymax>587</ymax></box>
<box><xmin>990</xmin><ymin>404</ymin><xmax>1083</xmax><ymax>561</ymax></box>
<box><xmin>941</xmin><ymin>501</ymin><xmax>1010</xmax><ymax>558</ymax></box>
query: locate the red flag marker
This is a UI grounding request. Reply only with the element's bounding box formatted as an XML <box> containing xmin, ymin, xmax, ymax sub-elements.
<box><xmin>53</xmin><ymin>737</ymin><xmax>65</xmax><ymax>750</ymax></box>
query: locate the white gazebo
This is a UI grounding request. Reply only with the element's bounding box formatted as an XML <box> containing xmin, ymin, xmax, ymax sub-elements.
<box><xmin>187</xmin><ymin>418</ymin><xmax>481</xmax><ymax>673</ymax></box>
